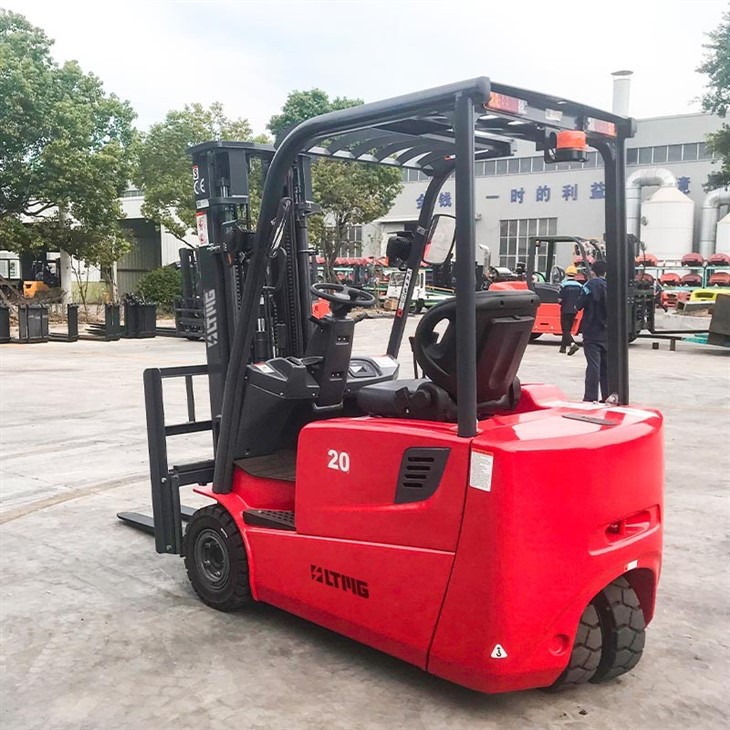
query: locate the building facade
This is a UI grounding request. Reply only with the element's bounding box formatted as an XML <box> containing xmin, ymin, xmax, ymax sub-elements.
<box><xmin>117</xmin><ymin>190</ymin><xmax>197</xmax><ymax>295</ymax></box>
<box><xmin>366</xmin><ymin>112</ymin><xmax>726</xmax><ymax>267</ymax></box>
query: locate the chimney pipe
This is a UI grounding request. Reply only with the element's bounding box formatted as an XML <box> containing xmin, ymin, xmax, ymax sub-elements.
<box><xmin>612</xmin><ymin>70</ymin><xmax>633</xmax><ymax>116</ymax></box>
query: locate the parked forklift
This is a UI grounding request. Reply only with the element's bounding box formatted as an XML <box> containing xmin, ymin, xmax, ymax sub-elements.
<box><xmin>491</xmin><ymin>235</ymin><xmax>599</xmax><ymax>340</ymax></box>
<box><xmin>119</xmin><ymin>78</ymin><xmax>663</xmax><ymax>695</ymax></box>
<box><xmin>493</xmin><ymin>235</ymin><xmax>655</xmax><ymax>342</ymax></box>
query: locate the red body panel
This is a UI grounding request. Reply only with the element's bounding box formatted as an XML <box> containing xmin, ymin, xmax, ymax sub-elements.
<box><xmin>295</xmin><ymin>421</ymin><xmax>470</xmax><ymax>551</ymax></box>
<box><xmin>248</xmin><ymin>531</ymin><xmax>452</xmax><ymax>667</ymax></box>
<box><xmin>489</xmin><ymin>281</ymin><xmax>583</xmax><ymax>336</ymax></box>
<box><xmin>196</xmin><ymin>385</ymin><xmax>663</xmax><ymax>694</ymax></box>
<box><xmin>532</xmin><ymin>302</ymin><xmax>583</xmax><ymax>335</ymax></box>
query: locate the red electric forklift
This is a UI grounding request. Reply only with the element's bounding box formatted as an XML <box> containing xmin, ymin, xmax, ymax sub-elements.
<box><xmin>119</xmin><ymin>78</ymin><xmax>663</xmax><ymax>694</ymax></box>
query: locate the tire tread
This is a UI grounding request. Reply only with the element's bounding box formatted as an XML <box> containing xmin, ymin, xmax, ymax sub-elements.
<box><xmin>590</xmin><ymin>576</ymin><xmax>645</xmax><ymax>682</ymax></box>
<box><xmin>183</xmin><ymin>505</ymin><xmax>252</xmax><ymax>612</ymax></box>
<box><xmin>546</xmin><ymin>603</ymin><xmax>602</xmax><ymax>691</ymax></box>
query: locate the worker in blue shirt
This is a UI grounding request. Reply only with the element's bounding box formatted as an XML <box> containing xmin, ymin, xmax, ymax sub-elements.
<box><xmin>572</xmin><ymin>260</ymin><xmax>608</xmax><ymax>401</ymax></box>
<box><xmin>557</xmin><ymin>265</ymin><xmax>582</xmax><ymax>353</ymax></box>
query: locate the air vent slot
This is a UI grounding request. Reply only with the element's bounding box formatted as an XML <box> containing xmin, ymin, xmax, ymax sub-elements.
<box><xmin>394</xmin><ymin>447</ymin><xmax>450</xmax><ymax>504</ymax></box>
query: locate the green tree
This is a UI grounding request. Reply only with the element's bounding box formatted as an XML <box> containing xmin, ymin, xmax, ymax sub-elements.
<box><xmin>697</xmin><ymin>9</ymin><xmax>730</xmax><ymax>190</ymax></box>
<box><xmin>268</xmin><ymin>90</ymin><xmax>403</xmax><ymax>281</ymax></box>
<box><xmin>0</xmin><ymin>10</ymin><xmax>137</xmax><ymax>298</ymax></box>
<box><xmin>135</xmin><ymin>103</ymin><xmax>268</xmax><ymax>243</ymax></box>
<box><xmin>268</xmin><ymin>89</ymin><xmax>362</xmax><ymax>141</ymax></box>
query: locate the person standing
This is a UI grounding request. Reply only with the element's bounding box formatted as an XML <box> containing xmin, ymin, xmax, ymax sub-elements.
<box><xmin>557</xmin><ymin>265</ymin><xmax>582</xmax><ymax>353</ymax></box>
<box><xmin>573</xmin><ymin>260</ymin><xmax>608</xmax><ymax>401</ymax></box>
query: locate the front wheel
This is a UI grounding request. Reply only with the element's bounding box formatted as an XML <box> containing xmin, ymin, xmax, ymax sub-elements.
<box><xmin>183</xmin><ymin>505</ymin><xmax>252</xmax><ymax>612</ymax></box>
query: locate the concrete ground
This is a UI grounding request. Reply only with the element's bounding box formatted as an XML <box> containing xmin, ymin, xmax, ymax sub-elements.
<box><xmin>1</xmin><ymin>318</ymin><xmax>728</xmax><ymax>730</ymax></box>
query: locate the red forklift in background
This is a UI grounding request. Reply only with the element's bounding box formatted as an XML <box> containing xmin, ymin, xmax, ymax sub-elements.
<box><xmin>119</xmin><ymin>78</ymin><xmax>663</xmax><ymax>695</ymax></box>
<box><xmin>491</xmin><ymin>235</ymin><xmax>601</xmax><ymax>340</ymax></box>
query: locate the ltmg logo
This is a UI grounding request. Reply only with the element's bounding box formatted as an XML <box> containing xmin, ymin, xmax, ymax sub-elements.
<box><xmin>311</xmin><ymin>564</ymin><xmax>369</xmax><ymax>599</ymax></box>
<box><xmin>204</xmin><ymin>289</ymin><xmax>218</xmax><ymax>347</ymax></box>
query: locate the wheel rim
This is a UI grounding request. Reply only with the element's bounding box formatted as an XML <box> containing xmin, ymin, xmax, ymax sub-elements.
<box><xmin>194</xmin><ymin>529</ymin><xmax>230</xmax><ymax>589</ymax></box>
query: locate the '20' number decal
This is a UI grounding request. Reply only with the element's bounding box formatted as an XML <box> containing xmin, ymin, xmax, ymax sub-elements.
<box><xmin>327</xmin><ymin>449</ymin><xmax>350</xmax><ymax>473</ymax></box>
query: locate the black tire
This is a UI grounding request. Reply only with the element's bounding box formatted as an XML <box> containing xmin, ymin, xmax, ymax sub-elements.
<box><xmin>529</xmin><ymin>333</ymin><xmax>542</xmax><ymax>342</ymax></box>
<box><xmin>183</xmin><ymin>505</ymin><xmax>252</xmax><ymax>612</ymax></box>
<box><xmin>546</xmin><ymin>603</ymin><xmax>602</xmax><ymax>691</ymax></box>
<box><xmin>590</xmin><ymin>576</ymin><xmax>645</xmax><ymax>682</ymax></box>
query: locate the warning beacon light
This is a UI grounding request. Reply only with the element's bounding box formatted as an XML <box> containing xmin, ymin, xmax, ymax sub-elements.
<box><xmin>544</xmin><ymin>130</ymin><xmax>588</xmax><ymax>164</ymax></box>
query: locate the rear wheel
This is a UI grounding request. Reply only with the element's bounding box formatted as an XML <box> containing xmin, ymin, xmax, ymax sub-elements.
<box><xmin>183</xmin><ymin>505</ymin><xmax>252</xmax><ymax>612</ymax></box>
<box><xmin>548</xmin><ymin>575</ymin><xmax>646</xmax><ymax>691</ymax></box>
<box><xmin>546</xmin><ymin>604</ymin><xmax>602</xmax><ymax>691</ymax></box>
<box><xmin>590</xmin><ymin>576</ymin><xmax>646</xmax><ymax>682</ymax></box>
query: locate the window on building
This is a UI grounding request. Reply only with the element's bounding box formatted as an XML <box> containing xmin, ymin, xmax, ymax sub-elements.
<box><xmin>475</xmin><ymin>161</ymin><xmax>486</xmax><ymax>177</ymax></box>
<box><xmin>339</xmin><ymin>224</ymin><xmax>363</xmax><ymax>257</ymax></box>
<box><xmin>683</xmin><ymin>143</ymin><xmax>699</xmax><ymax>161</ymax></box>
<box><xmin>508</xmin><ymin>159</ymin><xmax>520</xmax><ymax>174</ymax></box>
<box><xmin>498</xmin><ymin>217</ymin><xmax>556</xmax><ymax>271</ymax></box>
<box><xmin>403</xmin><ymin>169</ymin><xmax>430</xmax><ymax>182</ymax></box>
<box><xmin>531</xmin><ymin>156</ymin><xmax>545</xmax><ymax>173</ymax></box>
<box><xmin>639</xmin><ymin>147</ymin><xmax>652</xmax><ymax>165</ymax></box>
<box><xmin>652</xmin><ymin>146</ymin><xmax>668</xmax><ymax>164</ymax></box>
<box><xmin>122</xmin><ymin>189</ymin><xmax>144</xmax><ymax>198</ymax></box>
<box><xmin>496</xmin><ymin>159</ymin><xmax>508</xmax><ymax>175</ymax></box>
<box><xmin>323</xmin><ymin>224</ymin><xmax>363</xmax><ymax>258</ymax></box>
<box><xmin>519</xmin><ymin>157</ymin><xmax>531</xmax><ymax>173</ymax></box>
<box><xmin>484</xmin><ymin>160</ymin><xmax>496</xmax><ymax>176</ymax></box>
<box><xmin>667</xmin><ymin>144</ymin><xmax>682</xmax><ymax>162</ymax></box>
<box><xmin>699</xmin><ymin>142</ymin><xmax>712</xmax><ymax>160</ymax></box>
<box><xmin>626</xmin><ymin>148</ymin><xmax>638</xmax><ymax>165</ymax></box>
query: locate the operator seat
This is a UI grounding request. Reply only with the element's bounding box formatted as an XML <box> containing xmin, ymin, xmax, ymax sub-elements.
<box><xmin>356</xmin><ymin>290</ymin><xmax>538</xmax><ymax>421</ymax></box>
<box><xmin>532</xmin><ymin>282</ymin><xmax>560</xmax><ymax>304</ymax></box>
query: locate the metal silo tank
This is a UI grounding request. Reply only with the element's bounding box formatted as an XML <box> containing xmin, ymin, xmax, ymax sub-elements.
<box><xmin>640</xmin><ymin>187</ymin><xmax>695</xmax><ymax>260</ymax></box>
<box><xmin>717</xmin><ymin>211</ymin><xmax>730</xmax><ymax>253</ymax></box>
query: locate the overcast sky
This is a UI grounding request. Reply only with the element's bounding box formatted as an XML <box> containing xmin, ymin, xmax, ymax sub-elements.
<box><xmin>5</xmin><ymin>0</ymin><xmax>728</xmax><ymax>133</ymax></box>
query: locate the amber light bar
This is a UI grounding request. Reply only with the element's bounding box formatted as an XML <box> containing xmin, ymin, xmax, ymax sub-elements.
<box><xmin>585</xmin><ymin>117</ymin><xmax>617</xmax><ymax>137</ymax></box>
<box><xmin>486</xmin><ymin>92</ymin><xmax>527</xmax><ymax>115</ymax></box>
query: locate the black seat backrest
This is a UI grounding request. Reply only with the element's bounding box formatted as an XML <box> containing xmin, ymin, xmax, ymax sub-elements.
<box><xmin>412</xmin><ymin>290</ymin><xmax>538</xmax><ymax>404</ymax></box>
<box><xmin>533</xmin><ymin>282</ymin><xmax>560</xmax><ymax>304</ymax></box>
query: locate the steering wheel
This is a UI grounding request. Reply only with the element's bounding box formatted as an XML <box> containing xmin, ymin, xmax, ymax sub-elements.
<box><xmin>310</xmin><ymin>282</ymin><xmax>376</xmax><ymax>314</ymax></box>
<box><xmin>550</xmin><ymin>265</ymin><xmax>565</xmax><ymax>284</ymax></box>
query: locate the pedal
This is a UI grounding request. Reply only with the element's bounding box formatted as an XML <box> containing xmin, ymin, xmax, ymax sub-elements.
<box><xmin>243</xmin><ymin>509</ymin><xmax>296</xmax><ymax>531</ymax></box>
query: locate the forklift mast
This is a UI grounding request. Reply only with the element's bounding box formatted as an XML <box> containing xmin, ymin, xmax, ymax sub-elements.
<box><xmin>189</xmin><ymin>142</ymin><xmax>318</xmax><ymax>434</ymax></box>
